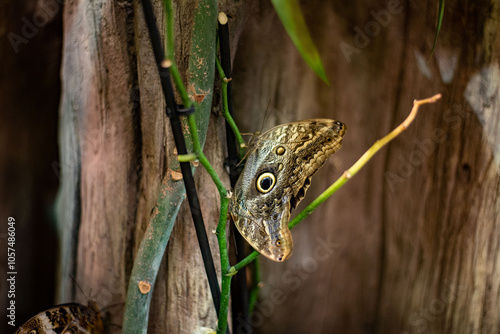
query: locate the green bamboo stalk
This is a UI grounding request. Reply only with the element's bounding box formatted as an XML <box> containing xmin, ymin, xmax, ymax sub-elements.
<box><xmin>215</xmin><ymin>56</ymin><xmax>246</xmax><ymax>157</ymax></box>
<box><xmin>232</xmin><ymin>94</ymin><xmax>442</xmax><ymax>273</ymax></box>
<box><xmin>122</xmin><ymin>1</ymin><xmax>217</xmax><ymax>333</ymax></box>
<box><xmin>122</xmin><ymin>177</ymin><xmax>186</xmax><ymax>334</ymax></box>
<box><xmin>186</xmin><ymin>0</ymin><xmax>217</xmax><ymax>151</ymax></box>
<box><xmin>164</xmin><ymin>0</ymin><xmax>231</xmax><ymax>330</ymax></box>
<box><xmin>186</xmin><ymin>95</ymin><xmax>231</xmax><ymax>334</ymax></box>
<box><xmin>168</xmin><ymin>0</ymin><xmax>231</xmax><ymax>330</ymax></box>
<box><xmin>215</xmin><ymin>195</ymin><xmax>231</xmax><ymax>334</ymax></box>
<box><xmin>164</xmin><ymin>0</ymin><xmax>191</xmax><ymax>108</ymax></box>
<box><xmin>163</xmin><ymin>0</ymin><xmax>174</xmax><ymax>60</ymax></box>
<box><xmin>248</xmin><ymin>257</ymin><xmax>261</xmax><ymax>314</ymax></box>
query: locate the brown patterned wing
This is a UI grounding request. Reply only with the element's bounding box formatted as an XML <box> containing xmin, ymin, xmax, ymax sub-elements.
<box><xmin>15</xmin><ymin>302</ymin><xmax>103</xmax><ymax>334</ymax></box>
<box><xmin>229</xmin><ymin>119</ymin><xmax>346</xmax><ymax>262</ymax></box>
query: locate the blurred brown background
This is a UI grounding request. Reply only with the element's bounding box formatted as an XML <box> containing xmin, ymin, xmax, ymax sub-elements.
<box><xmin>0</xmin><ymin>1</ymin><xmax>61</xmax><ymax>333</ymax></box>
<box><xmin>1</xmin><ymin>0</ymin><xmax>499</xmax><ymax>333</ymax></box>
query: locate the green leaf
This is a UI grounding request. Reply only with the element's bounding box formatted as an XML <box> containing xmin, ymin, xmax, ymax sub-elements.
<box><xmin>429</xmin><ymin>0</ymin><xmax>445</xmax><ymax>60</ymax></box>
<box><xmin>271</xmin><ymin>0</ymin><xmax>329</xmax><ymax>85</ymax></box>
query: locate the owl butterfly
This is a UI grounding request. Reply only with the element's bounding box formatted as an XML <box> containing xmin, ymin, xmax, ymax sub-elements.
<box><xmin>15</xmin><ymin>301</ymin><xmax>103</xmax><ymax>334</ymax></box>
<box><xmin>229</xmin><ymin>119</ymin><xmax>346</xmax><ymax>262</ymax></box>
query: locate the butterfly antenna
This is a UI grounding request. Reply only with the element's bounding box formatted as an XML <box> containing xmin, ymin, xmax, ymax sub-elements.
<box><xmin>241</xmin><ymin>98</ymin><xmax>271</xmax><ymax>157</ymax></box>
<box><xmin>100</xmin><ymin>301</ymin><xmax>125</xmax><ymax>313</ymax></box>
<box><xmin>237</xmin><ymin>142</ymin><xmax>255</xmax><ymax>167</ymax></box>
<box><xmin>260</xmin><ymin>99</ymin><xmax>273</xmax><ymax>133</ymax></box>
<box><xmin>235</xmin><ymin>99</ymin><xmax>272</xmax><ymax>167</ymax></box>
<box><xmin>69</xmin><ymin>274</ymin><xmax>92</xmax><ymax>303</ymax></box>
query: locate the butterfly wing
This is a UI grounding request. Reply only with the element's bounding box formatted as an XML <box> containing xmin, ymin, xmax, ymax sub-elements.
<box><xmin>230</xmin><ymin>119</ymin><xmax>346</xmax><ymax>262</ymax></box>
<box><xmin>15</xmin><ymin>303</ymin><xmax>103</xmax><ymax>334</ymax></box>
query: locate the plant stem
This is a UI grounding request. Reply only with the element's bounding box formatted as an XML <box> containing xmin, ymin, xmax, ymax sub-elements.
<box><xmin>186</xmin><ymin>113</ymin><xmax>233</xmax><ymax>334</ymax></box>
<box><xmin>122</xmin><ymin>174</ymin><xmax>186</xmax><ymax>334</ymax></box>
<box><xmin>248</xmin><ymin>257</ymin><xmax>261</xmax><ymax>314</ymax></box>
<box><xmin>186</xmin><ymin>115</ymin><xmax>227</xmax><ymax>197</ymax></box>
<box><xmin>187</xmin><ymin>110</ymin><xmax>232</xmax><ymax>334</ymax></box>
<box><xmin>215</xmin><ymin>194</ymin><xmax>231</xmax><ymax>334</ymax></box>
<box><xmin>216</xmin><ymin>56</ymin><xmax>245</xmax><ymax>157</ymax></box>
<box><xmin>163</xmin><ymin>0</ymin><xmax>191</xmax><ymax>108</ymax></box>
<box><xmin>164</xmin><ymin>0</ymin><xmax>232</xmax><ymax>331</ymax></box>
<box><xmin>123</xmin><ymin>0</ymin><xmax>218</xmax><ymax>332</ymax></box>
<box><xmin>232</xmin><ymin>94</ymin><xmax>442</xmax><ymax>272</ymax></box>
<box><xmin>163</xmin><ymin>0</ymin><xmax>174</xmax><ymax>59</ymax></box>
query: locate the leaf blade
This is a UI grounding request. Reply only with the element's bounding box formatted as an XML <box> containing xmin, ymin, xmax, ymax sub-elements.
<box><xmin>271</xmin><ymin>0</ymin><xmax>329</xmax><ymax>84</ymax></box>
<box><xmin>429</xmin><ymin>0</ymin><xmax>445</xmax><ymax>60</ymax></box>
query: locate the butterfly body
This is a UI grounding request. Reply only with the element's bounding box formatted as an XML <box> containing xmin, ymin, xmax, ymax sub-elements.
<box><xmin>15</xmin><ymin>302</ymin><xmax>103</xmax><ymax>334</ymax></box>
<box><xmin>230</xmin><ymin>119</ymin><xmax>346</xmax><ymax>262</ymax></box>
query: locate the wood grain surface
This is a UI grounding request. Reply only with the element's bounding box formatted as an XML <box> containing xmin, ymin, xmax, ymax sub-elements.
<box><xmin>2</xmin><ymin>0</ymin><xmax>499</xmax><ymax>333</ymax></box>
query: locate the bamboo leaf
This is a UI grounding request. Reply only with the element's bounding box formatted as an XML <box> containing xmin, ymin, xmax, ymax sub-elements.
<box><xmin>271</xmin><ymin>0</ymin><xmax>329</xmax><ymax>84</ymax></box>
<box><xmin>429</xmin><ymin>0</ymin><xmax>445</xmax><ymax>60</ymax></box>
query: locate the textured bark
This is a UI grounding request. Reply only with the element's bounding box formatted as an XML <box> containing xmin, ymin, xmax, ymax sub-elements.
<box><xmin>56</xmin><ymin>0</ymin><xmax>251</xmax><ymax>333</ymax></box>
<box><xmin>56</xmin><ymin>0</ymin><xmax>140</xmax><ymax>329</ymax></box>
<box><xmin>3</xmin><ymin>0</ymin><xmax>500</xmax><ymax>333</ymax></box>
<box><xmin>232</xmin><ymin>1</ymin><xmax>500</xmax><ymax>333</ymax></box>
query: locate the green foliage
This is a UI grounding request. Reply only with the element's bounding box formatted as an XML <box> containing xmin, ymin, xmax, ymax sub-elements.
<box><xmin>430</xmin><ymin>0</ymin><xmax>445</xmax><ymax>59</ymax></box>
<box><xmin>271</xmin><ymin>0</ymin><xmax>329</xmax><ymax>84</ymax></box>
<box><xmin>125</xmin><ymin>2</ymin><xmax>443</xmax><ymax>333</ymax></box>
<box><xmin>122</xmin><ymin>1</ymin><xmax>217</xmax><ymax>333</ymax></box>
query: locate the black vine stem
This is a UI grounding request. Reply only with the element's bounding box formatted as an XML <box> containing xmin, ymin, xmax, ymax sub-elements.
<box><xmin>160</xmin><ymin>62</ymin><xmax>222</xmax><ymax>317</ymax></box>
<box><xmin>218</xmin><ymin>12</ymin><xmax>239</xmax><ymax>184</ymax></box>
<box><xmin>140</xmin><ymin>0</ymin><xmax>222</xmax><ymax>318</ymax></box>
<box><xmin>218</xmin><ymin>12</ymin><xmax>250</xmax><ymax>333</ymax></box>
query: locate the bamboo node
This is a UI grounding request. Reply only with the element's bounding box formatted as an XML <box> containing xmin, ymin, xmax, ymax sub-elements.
<box><xmin>218</xmin><ymin>12</ymin><xmax>228</xmax><ymax>25</ymax></box>
<box><xmin>138</xmin><ymin>280</ymin><xmax>151</xmax><ymax>294</ymax></box>
<box><xmin>170</xmin><ymin>169</ymin><xmax>183</xmax><ymax>181</ymax></box>
<box><xmin>161</xmin><ymin>59</ymin><xmax>172</xmax><ymax>68</ymax></box>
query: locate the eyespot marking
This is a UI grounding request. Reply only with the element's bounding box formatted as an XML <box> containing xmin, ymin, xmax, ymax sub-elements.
<box><xmin>256</xmin><ymin>172</ymin><xmax>276</xmax><ymax>193</ymax></box>
<box><xmin>230</xmin><ymin>119</ymin><xmax>347</xmax><ymax>263</ymax></box>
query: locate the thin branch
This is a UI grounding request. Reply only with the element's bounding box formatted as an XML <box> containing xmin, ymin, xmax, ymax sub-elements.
<box><xmin>123</xmin><ymin>1</ymin><xmax>220</xmax><ymax>333</ymax></box>
<box><xmin>215</xmin><ymin>193</ymin><xmax>231</xmax><ymax>334</ymax></box>
<box><xmin>248</xmin><ymin>257</ymin><xmax>261</xmax><ymax>314</ymax></box>
<box><xmin>186</xmin><ymin>113</ymin><xmax>232</xmax><ymax>334</ymax></box>
<box><xmin>163</xmin><ymin>0</ymin><xmax>191</xmax><ymax>107</ymax></box>
<box><xmin>215</xmin><ymin>56</ymin><xmax>246</xmax><ymax>157</ymax></box>
<box><xmin>232</xmin><ymin>94</ymin><xmax>442</xmax><ymax>273</ymax></box>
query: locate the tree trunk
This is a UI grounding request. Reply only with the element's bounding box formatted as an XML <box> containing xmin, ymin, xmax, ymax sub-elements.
<box><xmin>3</xmin><ymin>0</ymin><xmax>499</xmax><ymax>333</ymax></box>
<box><xmin>56</xmin><ymin>0</ymin><xmax>251</xmax><ymax>332</ymax></box>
